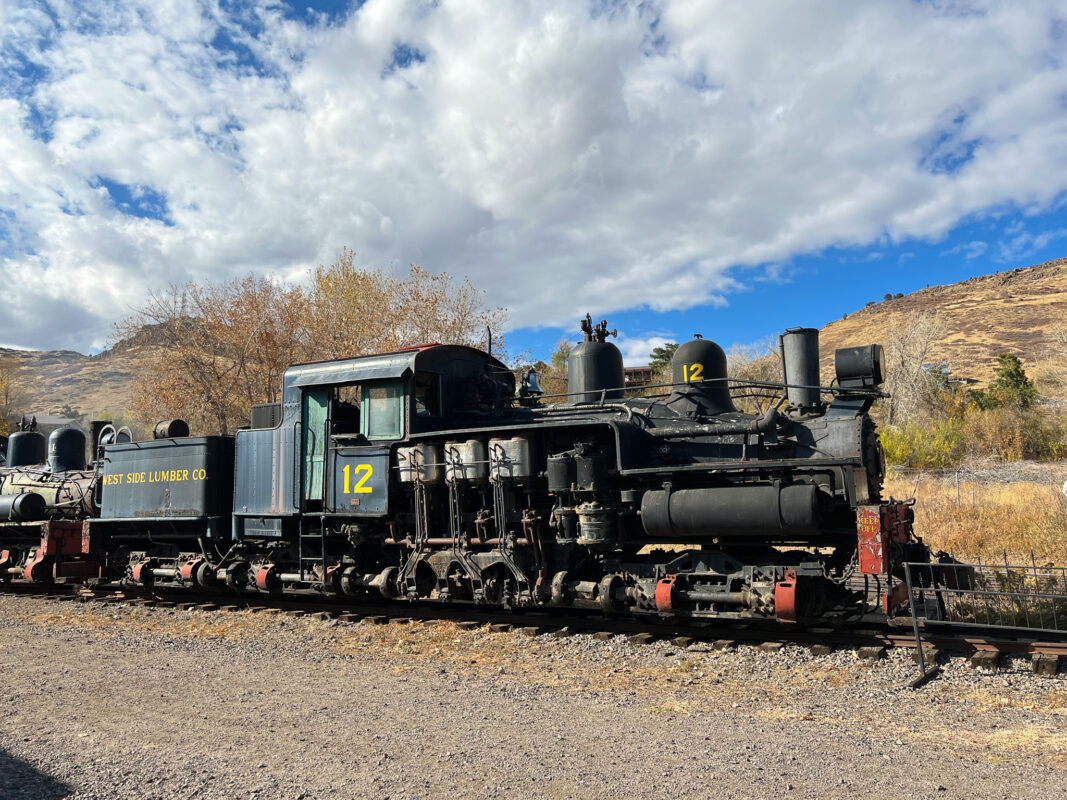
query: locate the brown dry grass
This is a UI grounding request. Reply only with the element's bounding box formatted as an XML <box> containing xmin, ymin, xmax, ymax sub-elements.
<box><xmin>884</xmin><ymin>476</ymin><xmax>1067</xmax><ymax>563</ymax></box>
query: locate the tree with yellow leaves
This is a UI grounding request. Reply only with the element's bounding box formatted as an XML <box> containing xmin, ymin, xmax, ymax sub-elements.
<box><xmin>118</xmin><ymin>250</ymin><xmax>507</xmax><ymax>434</ymax></box>
<box><xmin>0</xmin><ymin>355</ymin><xmax>24</xmax><ymax>436</ymax></box>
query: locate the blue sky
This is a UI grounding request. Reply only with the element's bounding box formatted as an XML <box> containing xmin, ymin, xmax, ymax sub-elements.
<box><xmin>1</xmin><ymin>0</ymin><xmax>1066</xmax><ymax>365</ymax></box>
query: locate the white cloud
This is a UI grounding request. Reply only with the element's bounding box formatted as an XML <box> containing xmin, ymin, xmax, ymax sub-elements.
<box><xmin>943</xmin><ymin>240</ymin><xmax>988</xmax><ymax>260</ymax></box>
<box><xmin>616</xmin><ymin>333</ymin><xmax>678</xmax><ymax>367</ymax></box>
<box><xmin>0</xmin><ymin>0</ymin><xmax>1066</xmax><ymax>351</ymax></box>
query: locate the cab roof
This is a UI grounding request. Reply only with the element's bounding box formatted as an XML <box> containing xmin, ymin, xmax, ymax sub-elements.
<box><xmin>283</xmin><ymin>344</ymin><xmax>513</xmax><ymax>391</ymax></box>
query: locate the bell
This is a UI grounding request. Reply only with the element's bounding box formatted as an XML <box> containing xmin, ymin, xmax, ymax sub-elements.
<box><xmin>524</xmin><ymin>369</ymin><xmax>544</xmax><ymax>396</ymax></box>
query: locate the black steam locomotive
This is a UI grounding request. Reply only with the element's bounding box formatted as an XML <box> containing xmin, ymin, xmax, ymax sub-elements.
<box><xmin>0</xmin><ymin>317</ymin><xmax>927</xmax><ymax>623</ymax></box>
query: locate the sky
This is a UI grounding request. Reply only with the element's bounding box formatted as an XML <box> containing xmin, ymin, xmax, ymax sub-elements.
<box><xmin>1</xmin><ymin>1</ymin><xmax>1066</xmax><ymax>366</ymax></box>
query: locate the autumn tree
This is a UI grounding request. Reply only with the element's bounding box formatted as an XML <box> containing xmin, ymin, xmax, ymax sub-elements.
<box><xmin>305</xmin><ymin>247</ymin><xmax>399</xmax><ymax>359</ymax></box>
<box><xmin>530</xmin><ymin>339</ymin><xmax>573</xmax><ymax>401</ymax></box>
<box><xmin>118</xmin><ymin>249</ymin><xmax>507</xmax><ymax>434</ymax></box>
<box><xmin>304</xmin><ymin>251</ymin><xmax>507</xmax><ymax>361</ymax></box>
<box><xmin>392</xmin><ymin>263</ymin><xmax>507</xmax><ymax>355</ymax></box>
<box><xmin>0</xmin><ymin>355</ymin><xmax>25</xmax><ymax>436</ymax></box>
<box><xmin>117</xmin><ymin>274</ymin><xmax>309</xmax><ymax>435</ymax></box>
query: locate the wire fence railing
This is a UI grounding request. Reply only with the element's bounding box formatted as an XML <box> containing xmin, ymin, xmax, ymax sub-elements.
<box><xmin>903</xmin><ymin>559</ymin><xmax>1067</xmax><ymax>634</ymax></box>
<box><xmin>902</xmin><ymin>557</ymin><xmax>1067</xmax><ymax>687</ymax></box>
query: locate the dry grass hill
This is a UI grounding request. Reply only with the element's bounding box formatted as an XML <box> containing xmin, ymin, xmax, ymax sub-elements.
<box><xmin>816</xmin><ymin>257</ymin><xmax>1067</xmax><ymax>386</ymax></box>
<box><xmin>0</xmin><ymin>341</ymin><xmax>159</xmax><ymax>423</ymax></box>
<box><xmin>3</xmin><ymin>257</ymin><xmax>1065</xmax><ymax>422</ymax></box>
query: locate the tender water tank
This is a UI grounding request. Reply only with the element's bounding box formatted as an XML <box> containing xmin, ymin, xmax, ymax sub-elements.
<box><xmin>670</xmin><ymin>338</ymin><xmax>736</xmax><ymax>414</ymax></box>
<box><xmin>7</xmin><ymin>430</ymin><xmax>46</xmax><ymax>468</ymax></box>
<box><xmin>48</xmin><ymin>427</ymin><xmax>87</xmax><ymax>472</ymax></box>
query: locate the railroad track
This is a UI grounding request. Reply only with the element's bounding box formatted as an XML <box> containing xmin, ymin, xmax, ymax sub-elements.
<box><xmin>2</xmin><ymin>581</ymin><xmax>1064</xmax><ymax>684</ymax></box>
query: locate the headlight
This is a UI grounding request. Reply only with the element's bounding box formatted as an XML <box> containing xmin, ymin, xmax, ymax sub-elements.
<box><xmin>834</xmin><ymin>344</ymin><xmax>885</xmax><ymax>388</ymax></box>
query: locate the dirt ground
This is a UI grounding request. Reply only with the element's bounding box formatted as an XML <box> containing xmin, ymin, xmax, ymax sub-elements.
<box><xmin>0</xmin><ymin>594</ymin><xmax>1065</xmax><ymax>800</ymax></box>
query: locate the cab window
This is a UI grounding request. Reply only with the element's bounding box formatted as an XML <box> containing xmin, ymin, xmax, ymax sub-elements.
<box><xmin>415</xmin><ymin>372</ymin><xmax>441</xmax><ymax>417</ymax></box>
<box><xmin>330</xmin><ymin>384</ymin><xmax>361</xmax><ymax>435</ymax></box>
<box><xmin>361</xmin><ymin>382</ymin><xmax>404</xmax><ymax>440</ymax></box>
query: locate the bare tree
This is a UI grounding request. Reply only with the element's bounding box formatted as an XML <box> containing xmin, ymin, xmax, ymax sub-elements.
<box><xmin>727</xmin><ymin>339</ymin><xmax>783</xmax><ymax>413</ymax></box>
<box><xmin>882</xmin><ymin>311</ymin><xmax>948</xmax><ymax>426</ymax></box>
<box><xmin>1039</xmin><ymin>324</ymin><xmax>1067</xmax><ymax>401</ymax></box>
<box><xmin>0</xmin><ymin>355</ymin><xmax>25</xmax><ymax>436</ymax></box>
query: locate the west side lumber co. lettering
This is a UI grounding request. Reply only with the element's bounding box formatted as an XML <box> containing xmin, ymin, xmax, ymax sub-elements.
<box><xmin>101</xmin><ymin>469</ymin><xmax>209</xmax><ymax>486</ymax></box>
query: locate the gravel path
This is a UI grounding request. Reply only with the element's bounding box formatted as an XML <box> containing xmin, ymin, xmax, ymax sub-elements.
<box><xmin>0</xmin><ymin>594</ymin><xmax>1064</xmax><ymax>800</ymax></box>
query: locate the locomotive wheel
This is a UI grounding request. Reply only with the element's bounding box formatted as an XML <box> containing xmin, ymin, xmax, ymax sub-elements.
<box><xmin>340</xmin><ymin>566</ymin><xmax>364</xmax><ymax>598</ymax></box>
<box><xmin>224</xmin><ymin>561</ymin><xmax>250</xmax><ymax>592</ymax></box>
<box><xmin>0</xmin><ymin>549</ymin><xmax>16</xmax><ymax>582</ymax></box>
<box><xmin>376</xmin><ymin>566</ymin><xmax>400</xmax><ymax>599</ymax></box>
<box><xmin>599</xmin><ymin>574</ymin><xmax>624</xmax><ymax>614</ymax></box>
<box><xmin>255</xmin><ymin>564</ymin><xmax>281</xmax><ymax>593</ymax></box>
<box><xmin>24</xmin><ymin>555</ymin><xmax>54</xmax><ymax>584</ymax></box>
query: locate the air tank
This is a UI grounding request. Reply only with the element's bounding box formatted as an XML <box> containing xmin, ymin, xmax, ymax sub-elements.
<box><xmin>154</xmin><ymin>419</ymin><xmax>190</xmax><ymax>439</ymax></box>
<box><xmin>670</xmin><ymin>338</ymin><xmax>737</xmax><ymax>414</ymax></box>
<box><xmin>0</xmin><ymin>492</ymin><xmax>47</xmax><ymax>522</ymax></box>
<box><xmin>48</xmin><ymin>427</ymin><xmax>87</xmax><ymax>472</ymax></box>
<box><xmin>780</xmin><ymin>327</ymin><xmax>822</xmax><ymax>410</ymax></box>
<box><xmin>567</xmin><ymin>315</ymin><xmax>625</xmax><ymax>405</ymax></box>
<box><xmin>6</xmin><ymin>431</ymin><xmax>46</xmax><ymax>468</ymax></box>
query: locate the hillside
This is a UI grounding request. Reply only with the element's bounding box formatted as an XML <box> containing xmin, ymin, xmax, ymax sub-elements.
<box><xmin>817</xmin><ymin>257</ymin><xmax>1067</xmax><ymax>385</ymax></box>
<box><xmin>3</xmin><ymin>257</ymin><xmax>1065</xmax><ymax>422</ymax></box>
<box><xmin>0</xmin><ymin>342</ymin><xmax>158</xmax><ymax>422</ymax></box>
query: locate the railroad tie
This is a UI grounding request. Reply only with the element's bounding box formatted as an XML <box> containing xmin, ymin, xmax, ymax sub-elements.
<box><xmin>1032</xmin><ymin>654</ymin><xmax>1062</xmax><ymax>677</ymax></box>
<box><xmin>857</xmin><ymin>646</ymin><xmax>886</xmax><ymax>662</ymax></box>
<box><xmin>970</xmin><ymin>651</ymin><xmax>1000</xmax><ymax>671</ymax></box>
<box><xmin>911</xmin><ymin>646</ymin><xmax>939</xmax><ymax>665</ymax></box>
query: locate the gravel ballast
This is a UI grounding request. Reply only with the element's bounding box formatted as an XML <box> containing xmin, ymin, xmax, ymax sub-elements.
<box><xmin>0</xmin><ymin>593</ymin><xmax>1064</xmax><ymax>799</ymax></box>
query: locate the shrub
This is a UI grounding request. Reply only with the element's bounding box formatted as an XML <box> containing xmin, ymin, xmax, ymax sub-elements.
<box><xmin>881</xmin><ymin>405</ymin><xmax>1067</xmax><ymax>468</ymax></box>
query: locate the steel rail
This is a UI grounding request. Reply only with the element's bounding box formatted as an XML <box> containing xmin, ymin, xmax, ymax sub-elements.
<box><xmin>3</xmin><ymin>581</ymin><xmax>1066</xmax><ymax>663</ymax></box>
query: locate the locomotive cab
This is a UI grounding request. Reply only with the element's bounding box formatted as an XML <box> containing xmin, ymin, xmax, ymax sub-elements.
<box><xmin>232</xmin><ymin>344</ymin><xmax>514</xmax><ymax>538</ymax></box>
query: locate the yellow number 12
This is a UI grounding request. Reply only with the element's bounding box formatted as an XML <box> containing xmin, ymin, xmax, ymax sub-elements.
<box><xmin>683</xmin><ymin>363</ymin><xmax>704</xmax><ymax>382</ymax></box>
<box><xmin>343</xmin><ymin>463</ymin><xmax>374</xmax><ymax>493</ymax></box>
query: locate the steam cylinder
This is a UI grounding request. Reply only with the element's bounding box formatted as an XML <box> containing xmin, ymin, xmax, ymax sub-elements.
<box><xmin>780</xmin><ymin>327</ymin><xmax>821</xmax><ymax>410</ymax></box>
<box><xmin>567</xmin><ymin>341</ymin><xmax>625</xmax><ymax>405</ymax></box>
<box><xmin>48</xmin><ymin>427</ymin><xmax>87</xmax><ymax>472</ymax></box>
<box><xmin>670</xmin><ymin>339</ymin><xmax>736</xmax><ymax>414</ymax></box>
<box><xmin>6</xmin><ymin>431</ymin><xmax>46</xmax><ymax>468</ymax></box>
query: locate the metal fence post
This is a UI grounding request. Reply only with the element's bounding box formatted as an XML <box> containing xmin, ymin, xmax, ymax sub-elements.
<box><xmin>906</xmin><ymin>564</ymin><xmax>941</xmax><ymax>688</ymax></box>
